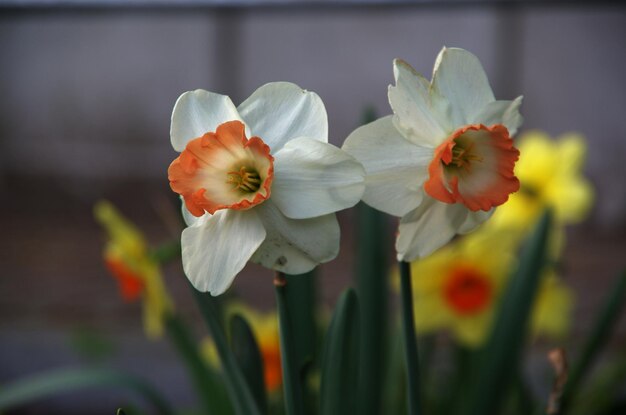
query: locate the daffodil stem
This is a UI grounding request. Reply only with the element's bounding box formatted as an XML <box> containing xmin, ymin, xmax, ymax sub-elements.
<box><xmin>274</xmin><ymin>272</ymin><xmax>305</xmax><ymax>415</ymax></box>
<box><xmin>399</xmin><ymin>260</ymin><xmax>422</xmax><ymax>415</ymax></box>
<box><xmin>165</xmin><ymin>314</ymin><xmax>231</xmax><ymax>415</ymax></box>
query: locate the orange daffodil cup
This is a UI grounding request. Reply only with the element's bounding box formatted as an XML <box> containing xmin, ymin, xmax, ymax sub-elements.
<box><xmin>168</xmin><ymin>82</ymin><xmax>365</xmax><ymax>295</ymax></box>
<box><xmin>343</xmin><ymin>47</ymin><xmax>523</xmax><ymax>260</ymax></box>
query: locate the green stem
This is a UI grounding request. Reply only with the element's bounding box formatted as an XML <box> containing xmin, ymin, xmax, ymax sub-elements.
<box><xmin>274</xmin><ymin>272</ymin><xmax>305</xmax><ymax>415</ymax></box>
<box><xmin>399</xmin><ymin>260</ymin><xmax>422</xmax><ymax>415</ymax></box>
<box><xmin>190</xmin><ymin>284</ymin><xmax>262</xmax><ymax>415</ymax></box>
<box><xmin>558</xmin><ymin>271</ymin><xmax>626</xmax><ymax>415</ymax></box>
<box><xmin>165</xmin><ymin>314</ymin><xmax>232</xmax><ymax>415</ymax></box>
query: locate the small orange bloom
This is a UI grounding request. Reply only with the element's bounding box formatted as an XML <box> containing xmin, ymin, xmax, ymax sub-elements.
<box><xmin>425</xmin><ymin>124</ymin><xmax>520</xmax><ymax>212</ymax></box>
<box><xmin>105</xmin><ymin>257</ymin><xmax>145</xmax><ymax>302</ymax></box>
<box><xmin>443</xmin><ymin>264</ymin><xmax>493</xmax><ymax>315</ymax></box>
<box><xmin>169</xmin><ymin>120</ymin><xmax>274</xmax><ymax>217</ymax></box>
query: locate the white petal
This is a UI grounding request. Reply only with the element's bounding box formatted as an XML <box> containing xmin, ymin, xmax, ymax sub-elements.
<box><xmin>238</xmin><ymin>82</ymin><xmax>328</xmax><ymax>152</ymax></box>
<box><xmin>396</xmin><ymin>198</ymin><xmax>469</xmax><ymax>261</ymax></box>
<box><xmin>342</xmin><ymin>116</ymin><xmax>432</xmax><ymax>217</ymax></box>
<box><xmin>458</xmin><ymin>209</ymin><xmax>493</xmax><ymax>234</ymax></box>
<box><xmin>251</xmin><ymin>202</ymin><xmax>339</xmax><ymax>274</ymax></box>
<box><xmin>388</xmin><ymin>59</ymin><xmax>448</xmax><ymax>147</ymax></box>
<box><xmin>431</xmin><ymin>47</ymin><xmax>495</xmax><ymax>126</ymax></box>
<box><xmin>170</xmin><ymin>90</ymin><xmax>243</xmax><ymax>152</ymax></box>
<box><xmin>181</xmin><ymin>209</ymin><xmax>265</xmax><ymax>295</ymax></box>
<box><xmin>181</xmin><ymin>199</ymin><xmax>204</xmax><ymax>227</ymax></box>
<box><xmin>473</xmin><ymin>96</ymin><xmax>524</xmax><ymax>136</ymax></box>
<box><xmin>271</xmin><ymin>138</ymin><xmax>365</xmax><ymax>219</ymax></box>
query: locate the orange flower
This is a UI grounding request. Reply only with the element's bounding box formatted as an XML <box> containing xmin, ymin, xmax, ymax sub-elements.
<box><xmin>95</xmin><ymin>201</ymin><xmax>173</xmax><ymax>338</ymax></box>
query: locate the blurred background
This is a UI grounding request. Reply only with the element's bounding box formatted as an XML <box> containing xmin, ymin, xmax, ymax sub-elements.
<box><xmin>0</xmin><ymin>0</ymin><xmax>625</xmax><ymax>413</ymax></box>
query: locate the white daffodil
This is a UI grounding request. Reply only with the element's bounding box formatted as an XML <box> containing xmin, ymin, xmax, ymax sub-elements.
<box><xmin>343</xmin><ymin>47</ymin><xmax>523</xmax><ymax>261</ymax></box>
<box><xmin>168</xmin><ymin>82</ymin><xmax>365</xmax><ymax>295</ymax></box>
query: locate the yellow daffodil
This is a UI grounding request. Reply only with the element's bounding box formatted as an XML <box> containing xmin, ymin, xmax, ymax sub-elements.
<box><xmin>168</xmin><ymin>82</ymin><xmax>365</xmax><ymax>295</ymax></box>
<box><xmin>94</xmin><ymin>201</ymin><xmax>173</xmax><ymax>338</ymax></box>
<box><xmin>344</xmin><ymin>47</ymin><xmax>523</xmax><ymax>260</ymax></box>
<box><xmin>201</xmin><ymin>303</ymin><xmax>282</xmax><ymax>392</ymax></box>
<box><xmin>404</xmin><ymin>230</ymin><xmax>572</xmax><ymax>348</ymax></box>
<box><xmin>490</xmin><ymin>130</ymin><xmax>593</xmax><ymax>230</ymax></box>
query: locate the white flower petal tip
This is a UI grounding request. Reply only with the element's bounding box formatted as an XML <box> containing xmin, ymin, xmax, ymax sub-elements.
<box><xmin>181</xmin><ymin>210</ymin><xmax>266</xmax><ymax>296</ymax></box>
<box><xmin>237</xmin><ymin>82</ymin><xmax>328</xmax><ymax>151</ymax></box>
<box><xmin>432</xmin><ymin>47</ymin><xmax>497</xmax><ymax>126</ymax></box>
<box><xmin>272</xmin><ymin>138</ymin><xmax>365</xmax><ymax>219</ymax></box>
<box><xmin>170</xmin><ymin>90</ymin><xmax>242</xmax><ymax>152</ymax></box>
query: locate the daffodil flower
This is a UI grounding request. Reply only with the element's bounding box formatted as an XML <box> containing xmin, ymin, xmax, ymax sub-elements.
<box><xmin>95</xmin><ymin>201</ymin><xmax>174</xmax><ymax>338</ymax></box>
<box><xmin>343</xmin><ymin>47</ymin><xmax>523</xmax><ymax>260</ymax></box>
<box><xmin>168</xmin><ymin>82</ymin><xmax>365</xmax><ymax>295</ymax></box>
<box><xmin>489</xmin><ymin>130</ymin><xmax>594</xmax><ymax>229</ymax></box>
<box><xmin>401</xmin><ymin>230</ymin><xmax>572</xmax><ymax>347</ymax></box>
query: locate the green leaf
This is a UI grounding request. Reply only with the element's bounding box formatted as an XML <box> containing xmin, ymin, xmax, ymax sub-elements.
<box><xmin>284</xmin><ymin>271</ymin><xmax>318</xmax><ymax>415</ymax></box>
<box><xmin>165</xmin><ymin>315</ymin><xmax>233</xmax><ymax>415</ymax></box>
<box><xmin>559</xmin><ymin>270</ymin><xmax>626</xmax><ymax>415</ymax></box>
<box><xmin>464</xmin><ymin>209</ymin><xmax>553</xmax><ymax>415</ymax></box>
<box><xmin>0</xmin><ymin>368</ymin><xmax>173</xmax><ymax>414</ymax></box>
<box><xmin>275</xmin><ymin>273</ymin><xmax>306</xmax><ymax>415</ymax></box>
<box><xmin>190</xmin><ymin>284</ymin><xmax>263</xmax><ymax>415</ymax></box>
<box><xmin>570</xmin><ymin>354</ymin><xmax>626</xmax><ymax>415</ymax></box>
<box><xmin>229</xmin><ymin>314</ymin><xmax>268</xmax><ymax>415</ymax></box>
<box><xmin>284</xmin><ymin>271</ymin><xmax>317</xmax><ymax>373</ymax></box>
<box><xmin>355</xmin><ymin>202</ymin><xmax>390</xmax><ymax>415</ymax></box>
<box><xmin>399</xmin><ymin>260</ymin><xmax>423</xmax><ymax>415</ymax></box>
<box><xmin>320</xmin><ymin>288</ymin><xmax>360</xmax><ymax>415</ymax></box>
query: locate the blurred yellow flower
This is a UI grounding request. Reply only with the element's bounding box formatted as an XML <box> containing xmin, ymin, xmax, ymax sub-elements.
<box><xmin>406</xmin><ymin>230</ymin><xmax>573</xmax><ymax>348</ymax></box>
<box><xmin>94</xmin><ymin>200</ymin><xmax>174</xmax><ymax>339</ymax></box>
<box><xmin>201</xmin><ymin>303</ymin><xmax>282</xmax><ymax>393</ymax></box>
<box><xmin>490</xmin><ymin>131</ymin><xmax>593</xmax><ymax>229</ymax></box>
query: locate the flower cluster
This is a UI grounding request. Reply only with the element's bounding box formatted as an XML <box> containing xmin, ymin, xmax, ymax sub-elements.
<box><xmin>168</xmin><ymin>47</ymin><xmax>525</xmax><ymax>295</ymax></box>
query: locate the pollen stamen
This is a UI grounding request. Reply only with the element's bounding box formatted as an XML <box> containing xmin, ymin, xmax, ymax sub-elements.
<box><xmin>227</xmin><ymin>166</ymin><xmax>262</xmax><ymax>193</ymax></box>
<box><xmin>449</xmin><ymin>142</ymin><xmax>483</xmax><ymax>173</ymax></box>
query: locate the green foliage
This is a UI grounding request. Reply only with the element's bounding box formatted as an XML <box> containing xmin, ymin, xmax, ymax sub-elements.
<box><xmin>191</xmin><ymin>286</ymin><xmax>263</xmax><ymax>415</ymax></box>
<box><xmin>320</xmin><ymin>289</ymin><xmax>360</xmax><ymax>415</ymax></box>
<box><xmin>463</xmin><ymin>210</ymin><xmax>553</xmax><ymax>415</ymax></box>
<box><xmin>0</xmin><ymin>368</ymin><xmax>173</xmax><ymax>414</ymax></box>
<box><xmin>165</xmin><ymin>315</ymin><xmax>233</xmax><ymax>415</ymax></box>
<box><xmin>230</xmin><ymin>314</ymin><xmax>268</xmax><ymax>415</ymax></box>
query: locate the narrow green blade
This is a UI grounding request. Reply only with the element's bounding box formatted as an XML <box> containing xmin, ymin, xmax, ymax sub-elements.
<box><xmin>355</xmin><ymin>202</ymin><xmax>390</xmax><ymax>415</ymax></box>
<box><xmin>284</xmin><ymin>271</ymin><xmax>318</xmax><ymax>415</ymax></box>
<box><xmin>464</xmin><ymin>209</ymin><xmax>553</xmax><ymax>415</ymax></box>
<box><xmin>230</xmin><ymin>314</ymin><xmax>268</xmax><ymax>415</ymax></box>
<box><xmin>275</xmin><ymin>274</ymin><xmax>306</xmax><ymax>415</ymax></box>
<box><xmin>558</xmin><ymin>270</ymin><xmax>626</xmax><ymax>415</ymax></box>
<box><xmin>190</xmin><ymin>284</ymin><xmax>263</xmax><ymax>415</ymax></box>
<box><xmin>0</xmin><ymin>368</ymin><xmax>173</xmax><ymax>414</ymax></box>
<box><xmin>284</xmin><ymin>271</ymin><xmax>317</xmax><ymax>373</ymax></box>
<box><xmin>165</xmin><ymin>315</ymin><xmax>233</xmax><ymax>415</ymax></box>
<box><xmin>320</xmin><ymin>289</ymin><xmax>360</xmax><ymax>415</ymax></box>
